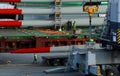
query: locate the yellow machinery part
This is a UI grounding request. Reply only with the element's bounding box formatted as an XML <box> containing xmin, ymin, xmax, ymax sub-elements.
<box><xmin>117</xmin><ymin>29</ymin><xmax>120</xmax><ymax>44</ymax></box>
<box><xmin>56</xmin><ymin>0</ymin><xmax>61</xmax><ymax>3</ymax></box>
<box><xmin>84</xmin><ymin>6</ymin><xmax>98</xmax><ymax>17</ymax></box>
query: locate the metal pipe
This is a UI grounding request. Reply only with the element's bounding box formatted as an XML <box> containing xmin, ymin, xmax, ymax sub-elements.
<box><xmin>0</xmin><ymin>6</ymin><xmax>107</xmax><ymax>14</ymax></box>
<box><xmin>89</xmin><ymin>0</ymin><xmax>92</xmax><ymax>39</ymax></box>
<box><xmin>21</xmin><ymin>18</ymin><xmax>104</xmax><ymax>27</ymax></box>
<box><xmin>0</xmin><ymin>0</ymin><xmax>108</xmax><ymax>2</ymax></box>
<box><xmin>0</xmin><ymin>17</ymin><xmax>104</xmax><ymax>27</ymax></box>
<box><xmin>10</xmin><ymin>45</ymin><xmax>86</xmax><ymax>53</ymax></box>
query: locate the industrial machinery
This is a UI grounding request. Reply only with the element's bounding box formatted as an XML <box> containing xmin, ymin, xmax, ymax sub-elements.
<box><xmin>3</xmin><ymin>0</ymin><xmax>120</xmax><ymax>76</ymax></box>
<box><xmin>0</xmin><ymin>0</ymin><xmax>107</xmax><ymax>53</ymax></box>
<box><xmin>43</xmin><ymin>0</ymin><xmax>120</xmax><ymax>76</ymax></box>
<box><xmin>100</xmin><ymin>0</ymin><xmax>120</xmax><ymax>50</ymax></box>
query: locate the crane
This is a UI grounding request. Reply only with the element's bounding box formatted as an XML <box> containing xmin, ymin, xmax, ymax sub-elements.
<box><xmin>83</xmin><ymin>0</ymin><xmax>99</xmax><ymax>41</ymax></box>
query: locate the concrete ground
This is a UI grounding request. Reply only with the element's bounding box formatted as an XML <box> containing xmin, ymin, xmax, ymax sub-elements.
<box><xmin>0</xmin><ymin>53</ymin><xmax>119</xmax><ymax>76</ymax></box>
<box><xmin>0</xmin><ymin>64</ymin><xmax>83</xmax><ymax>76</ymax></box>
<box><xmin>0</xmin><ymin>53</ymin><xmax>68</xmax><ymax>64</ymax></box>
<box><xmin>0</xmin><ymin>53</ymin><xmax>83</xmax><ymax>76</ymax></box>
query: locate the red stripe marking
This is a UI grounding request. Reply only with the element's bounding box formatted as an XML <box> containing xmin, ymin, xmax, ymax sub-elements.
<box><xmin>11</xmin><ymin>47</ymin><xmax>50</xmax><ymax>53</ymax></box>
<box><xmin>0</xmin><ymin>9</ymin><xmax>22</xmax><ymax>14</ymax></box>
<box><xmin>0</xmin><ymin>20</ymin><xmax>22</xmax><ymax>27</ymax></box>
<box><xmin>0</xmin><ymin>0</ymin><xmax>21</xmax><ymax>2</ymax></box>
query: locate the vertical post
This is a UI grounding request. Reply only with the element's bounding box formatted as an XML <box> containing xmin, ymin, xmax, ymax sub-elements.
<box><xmin>59</xmin><ymin>0</ymin><xmax>62</xmax><ymax>31</ymax></box>
<box><xmin>54</xmin><ymin>0</ymin><xmax>62</xmax><ymax>31</ymax></box>
<box><xmin>89</xmin><ymin>15</ymin><xmax>92</xmax><ymax>40</ymax></box>
<box><xmin>89</xmin><ymin>0</ymin><xmax>92</xmax><ymax>41</ymax></box>
<box><xmin>83</xmin><ymin>0</ymin><xmax>98</xmax><ymax>41</ymax></box>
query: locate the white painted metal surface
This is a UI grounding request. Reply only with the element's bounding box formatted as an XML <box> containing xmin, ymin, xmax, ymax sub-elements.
<box><xmin>21</xmin><ymin>8</ymin><xmax>53</xmax><ymax>14</ymax></box>
<box><xmin>20</xmin><ymin>6</ymin><xmax>107</xmax><ymax>14</ymax></box>
<box><xmin>67</xmin><ymin>46</ymin><xmax>120</xmax><ymax>74</ymax></box>
<box><xmin>61</xmin><ymin>18</ymin><xmax>104</xmax><ymax>26</ymax></box>
<box><xmin>22</xmin><ymin>20</ymin><xmax>54</xmax><ymax>27</ymax></box>
<box><xmin>50</xmin><ymin>46</ymin><xmax>70</xmax><ymax>52</ymax></box>
<box><xmin>48</xmin><ymin>44</ymin><xmax>101</xmax><ymax>53</ymax></box>
<box><xmin>71</xmin><ymin>49</ymin><xmax>120</xmax><ymax>65</ymax></box>
<box><xmin>118</xmin><ymin>0</ymin><xmax>120</xmax><ymax>22</ymax></box>
<box><xmin>109</xmin><ymin>0</ymin><xmax>120</xmax><ymax>22</ymax></box>
<box><xmin>21</xmin><ymin>17</ymin><xmax>104</xmax><ymax>27</ymax></box>
<box><xmin>20</xmin><ymin>0</ymin><xmax>108</xmax><ymax>2</ymax></box>
<box><xmin>62</xmin><ymin>6</ymin><xmax>107</xmax><ymax>14</ymax></box>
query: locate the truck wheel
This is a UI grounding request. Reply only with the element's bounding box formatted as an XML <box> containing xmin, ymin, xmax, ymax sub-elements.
<box><xmin>101</xmin><ymin>70</ymin><xmax>106</xmax><ymax>76</ymax></box>
<box><xmin>86</xmin><ymin>74</ymin><xmax>94</xmax><ymax>76</ymax></box>
<box><xmin>49</xmin><ymin>59</ymin><xmax>54</xmax><ymax>66</ymax></box>
<box><xmin>105</xmin><ymin>69</ymin><xmax>116</xmax><ymax>76</ymax></box>
<box><xmin>61</xmin><ymin>59</ymin><xmax>67</xmax><ymax>66</ymax></box>
<box><xmin>117</xmin><ymin>65</ymin><xmax>120</xmax><ymax>72</ymax></box>
<box><xmin>46</xmin><ymin>59</ymin><xmax>50</xmax><ymax>65</ymax></box>
<box><xmin>52</xmin><ymin>59</ymin><xmax>60</xmax><ymax>66</ymax></box>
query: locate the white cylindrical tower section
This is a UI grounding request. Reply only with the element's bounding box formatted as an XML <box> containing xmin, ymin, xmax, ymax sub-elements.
<box><xmin>19</xmin><ymin>6</ymin><xmax>107</xmax><ymax>14</ymax></box>
<box><xmin>21</xmin><ymin>17</ymin><xmax>104</xmax><ymax>27</ymax></box>
<box><xmin>20</xmin><ymin>0</ymin><xmax>108</xmax><ymax>2</ymax></box>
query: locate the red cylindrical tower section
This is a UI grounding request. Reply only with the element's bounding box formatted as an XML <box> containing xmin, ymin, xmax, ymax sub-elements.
<box><xmin>0</xmin><ymin>0</ymin><xmax>21</xmax><ymax>2</ymax></box>
<box><xmin>0</xmin><ymin>9</ymin><xmax>22</xmax><ymax>14</ymax></box>
<box><xmin>11</xmin><ymin>47</ymin><xmax>51</xmax><ymax>53</ymax></box>
<box><xmin>10</xmin><ymin>46</ymin><xmax>70</xmax><ymax>53</ymax></box>
<box><xmin>0</xmin><ymin>20</ymin><xmax>22</xmax><ymax>27</ymax></box>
